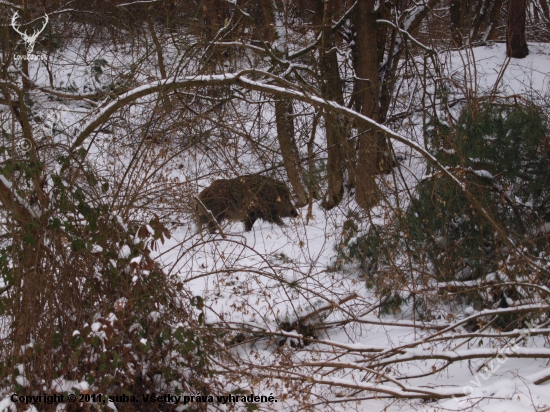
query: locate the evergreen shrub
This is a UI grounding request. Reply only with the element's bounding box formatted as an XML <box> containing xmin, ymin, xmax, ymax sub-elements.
<box><xmin>338</xmin><ymin>100</ymin><xmax>550</xmax><ymax>324</ymax></box>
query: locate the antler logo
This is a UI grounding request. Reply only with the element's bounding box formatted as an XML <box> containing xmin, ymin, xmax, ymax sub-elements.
<box><xmin>11</xmin><ymin>12</ymin><xmax>49</xmax><ymax>54</ymax></box>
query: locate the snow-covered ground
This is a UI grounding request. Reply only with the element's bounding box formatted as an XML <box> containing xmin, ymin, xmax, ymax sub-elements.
<box><xmin>2</xmin><ymin>37</ymin><xmax>550</xmax><ymax>411</ymax></box>
<box><xmin>160</xmin><ymin>43</ymin><xmax>550</xmax><ymax>411</ymax></box>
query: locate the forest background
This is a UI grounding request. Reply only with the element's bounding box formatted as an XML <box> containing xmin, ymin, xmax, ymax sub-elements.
<box><xmin>1</xmin><ymin>0</ymin><xmax>550</xmax><ymax>411</ymax></box>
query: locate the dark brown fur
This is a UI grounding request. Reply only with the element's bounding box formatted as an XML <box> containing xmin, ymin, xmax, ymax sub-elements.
<box><xmin>197</xmin><ymin>174</ymin><xmax>299</xmax><ymax>232</ymax></box>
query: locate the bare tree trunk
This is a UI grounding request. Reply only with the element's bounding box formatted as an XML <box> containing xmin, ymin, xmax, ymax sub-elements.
<box><xmin>324</xmin><ymin>116</ymin><xmax>347</xmax><ymax>208</ymax></box>
<box><xmin>14</xmin><ymin>235</ymin><xmax>45</xmax><ymax>346</ymax></box>
<box><xmin>353</xmin><ymin>0</ymin><xmax>380</xmax><ymax>210</ymax></box>
<box><xmin>0</xmin><ymin>176</ymin><xmax>45</xmax><ymax>352</ymax></box>
<box><xmin>258</xmin><ymin>0</ymin><xmax>277</xmax><ymax>44</ymax></box>
<box><xmin>202</xmin><ymin>0</ymin><xmax>224</xmax><ymax>36</ymax></box>
<box><xmin>507</xmin><ymin>0</ymin><xmax>529</xmax><ymax>58</ymax></box>
<box><xmin>460</xmin><ymin>0</ymin><xmax>471</xmax><ymax>38</ymax></box>
<box><xmin>259</xmin><ymin>0</ymin><xmax>309</xmax><ymax>207</ymax></box>
<box><xmin>484</xmin><ymin>0</ymin><xmax>505</xmax><ymax>40</ymax></box>
<box><xmin>147</xmin><ymin>16</ymin><xmax>172</xmax><ymax>111</ymax></box>
<box><xmin>307</xmin><ymin>113</ymin><xmax>321</xmax><ymax>221</ymax></box>
<box><xmin>540</xmin><ymin>0</ymin><xmax>550</xmax><ymax>22</ymax></box>
<box><xmin>317</xmin><ymin>0</ymin><xmax>346</xmax><ymax>209</ymax></box>
<box><xmin>451</xmin><ymin>0</ymin><xmax>463</xmax><ymax>46</ymax></box>
<box><xmin>275</xmin><ymin>100</ymin><xmax>309</xmax><ymax>207</ymax></box>
<box><xmin>471</xmin><ymin>0</ymin><xmax>491</xmax><ymax>41</ymax></box>
<box><xmin>20</xmin><ymin>0</ymin><xmax>32</xmax><ymax>91</ymax></box>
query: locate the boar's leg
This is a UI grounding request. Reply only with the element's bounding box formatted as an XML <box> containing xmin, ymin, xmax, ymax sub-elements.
<box><xmin>244</xmin><ymin>214</ymin><xmax>257</xmax><ymax>231</ymax></box>
<box><xmin>207</xmin><ymin>220</ymin><xmax>218</xmax><ymax>233</ymax></box>
<box><xmin>267</xmin><ymin>209</ymin><xmax>286</xmax><ymax>227</ymax></box>
<box><xmin>207</xmin><ymin>212</ymin><xmax>225</xmax><ymax>233</ymax></box>
<box><xmin>272</xmin><ymin>217</ymin><xmax>285</xmax><ymax>226</ymax></box>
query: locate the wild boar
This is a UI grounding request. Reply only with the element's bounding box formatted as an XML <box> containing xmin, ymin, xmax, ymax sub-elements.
<box><xmin>197</xmin><ymin>174</ymin><xmax>299</xmax><ymax>232</ymax></box>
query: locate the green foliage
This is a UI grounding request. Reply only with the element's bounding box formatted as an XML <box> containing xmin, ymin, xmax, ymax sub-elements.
<box><xmin>434</xmin><ymin>102</ymin><xmax>550</xmax><ymax>216</ymax></box>
<box><xmin>0</xmin><ymin>152</ymin><xmax>219</xmax><ymax>408</ymax></box>
<box><xmin>338</xmin><ymin>101</ymin><xmax>550</xmax><ymax>322</ymax></box>
<box><xmin>417</xmin><ymin>102</ymin><xmax>550</xmax><ymax>278</ymax></box>
<box><xmin>336</xmin><ymin>211</ymin><xmax>401</xmax><ymax>283</ymax></box>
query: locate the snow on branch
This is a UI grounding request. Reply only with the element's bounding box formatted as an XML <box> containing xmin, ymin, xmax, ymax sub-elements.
<box><xmin>287</xmin><ymin>1</ymin><xmax>358</xmax><ymax>61</ymax></box>
<box><xmin>240</xmin><ymin>367</ymin><xmax>465</xmax><ymax>399</ymax></box>
<box><xmin>117</xmin><ymin>0</ymin><xmax>160</xmax><ymax>7</ymax></box>
<box><xmin>66</xmin><ymin>69</ymin><xmax>540</xmax><ymax>270</ymax></box>
<box><xmin>0</xmin><ymin>0</ymin><xmax>22</xmax><ymax>9</ymax></box>
<box><xmin>373</xmin><ymin>346</ymin><xmax>550</xmax><ymax>369</ymax></box>
<box><xmin>0</xmin><ymin>175</ymin><xmax>41</xmax><ymax>221</ymax></box>
<box><xmin>377</xmin><ymin>19</ymin><xmax>436</xmax><ymax>55</ymax></box>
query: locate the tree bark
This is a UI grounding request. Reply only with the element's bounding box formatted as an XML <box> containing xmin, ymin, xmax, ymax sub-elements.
<box><xmin>506</xmin><ymin>0</ymin><xmax>529</xmax><ymax>58</ymax></box>
<box><xmin>483</xmin><ymin>0</ymin><xmax>505</xmax><ymax>40</ymax></box>
<box><xmin>0</xmin><ymin>83</ymin><xmax>46</xmax><ymax>348</ymax></box>
<box><xmin>316</xmin><ymin>0</ymin><xmax>347</xmax><ymax>209</ymax></box>
<box><xmin>258</xmin><ymin>0</ymin><xmax>309</xmax><ymax>208</ymax></box>
<box><xmin>146</xmin><ymin>16</ymin><xmax>172</xmax><ymax>111</ymax></box>
<box><xmin>20</xmin><ymin>1</ymin><xmax>32</xmax><ymax>91</ymax></box>
<box><xmin>324</xmin><ymin>115</ymin><xmax>347</xmax><ymax>208</ymax></box>
<box><xmin>471</xmin><ymin>0</ymin><xmax>491</xmax><ymax>41</ymax></box>
<box><xmin>275</xmin><ymin>100</ymin><xmax>309</xmax><ymax>208</ymax></box>
<box><xmin>540</xmin><ymin>0</ymin><xmax>550</xmax><ymax>22</ymax></box>
<box><xmin>460</xmin><ymin>0</ymin><xmax>471</xmax><ymax>36</ymax></box>
<box><xmin>353</xmin><ymin>0</ymin><xmax>380</xmax><ymax>210</ymax></box>
<box><xmin>257</xmin><ymin>0</ymin><xmax>278</xmax><ymax>44</ymax></box>
<box><xmin>451</xmin><ymin>0</ymin><xmax>463</xmax><ymax>46</ymax></box>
